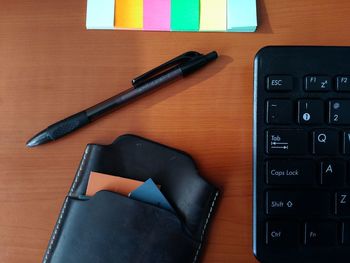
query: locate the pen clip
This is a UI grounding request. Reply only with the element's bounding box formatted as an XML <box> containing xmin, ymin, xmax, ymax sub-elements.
<box><xmin>132</xmin><ymin>51</ymin><xmax>203</xmax><ymax>88</ymax></box>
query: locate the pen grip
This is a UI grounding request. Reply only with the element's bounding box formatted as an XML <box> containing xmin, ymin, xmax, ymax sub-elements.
<box><xmin>47</xmin><ymin>111</ymin><xmax>90</xmax><ymax>140</ymax></box>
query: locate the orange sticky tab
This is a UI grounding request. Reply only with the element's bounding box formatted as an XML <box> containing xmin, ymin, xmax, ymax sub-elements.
<box><xmin>86</xmin><ymin>172</ymin><xmax>144</xmax><ymax>196</ymax></box>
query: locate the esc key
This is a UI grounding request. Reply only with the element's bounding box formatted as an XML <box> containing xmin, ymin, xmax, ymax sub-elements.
<box><xmin>267</xmin><ymin>76</ymin><xmax>293</xmax><ymax>91</ymax></box>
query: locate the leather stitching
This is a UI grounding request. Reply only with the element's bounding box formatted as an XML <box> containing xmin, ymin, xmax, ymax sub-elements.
<box><xmin>43</xmin><ymin>146</ymin><xmax>91</xmax><ymax>263</ymax></box>
<box><xmin>42</xmin><ymin>197</ymin><xmax>69</xmax><ymax>263</ymax></box>
<box><xmin>70</xmin><ymin>146</ymin><xmax>91</xmax><ymax>194</ymax></box>
<box><xmin>192</xmin><ymin>190</ymin><xmax>219</xmax><ymax>263</ymax></box>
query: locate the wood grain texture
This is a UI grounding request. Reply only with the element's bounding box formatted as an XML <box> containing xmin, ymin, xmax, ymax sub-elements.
<box><xmin>1</xmin><ymin>0</ymin><xmax>350</xmax><ymax>262</ymax></box>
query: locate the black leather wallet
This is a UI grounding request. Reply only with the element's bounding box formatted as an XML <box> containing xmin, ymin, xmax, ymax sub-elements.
<box><xmin>42</xmin><ymin>134</ymin><xmax>219</xmax><ymax>263</ymax></box>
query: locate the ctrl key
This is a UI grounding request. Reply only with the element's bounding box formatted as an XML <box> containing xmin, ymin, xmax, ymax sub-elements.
<box><xmin>266</xmin><ymin>221</ymin><xmax>298</xmax><ymax>246</ymax></box>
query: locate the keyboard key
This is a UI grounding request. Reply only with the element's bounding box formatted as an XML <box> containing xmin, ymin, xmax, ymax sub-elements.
<box><xmin>305</xmin><ymin>76</ymin><xmax>332</xmax><ymax>92</ymax></box>
<box><xmin>336</xmin><ymin>76</ymin><xmax>350</xmax><ymax>92</ymax></box>
<box><xmin>297</xmin><ymin>100</ymin><xmax>324</xmax><ymax>124</ymax></box>
<box><xmin>341</xmin><ymin>222</ymin><xmax>350</xmax><ymax>245</ymax></box>
<box><xmin>267</xmin><ymin>75</ymin><xmax>293</xmax><ymax>91</ymax></box>
<box><xmin>336</xmin><ymin>192</ymin><xmax>350</xmax><ymax>216</ymax></box>
<box><xmin>312</xmin><ymin>130</ymin><xmax>339</xmax><ymax>155</ymax></box>
<box><xmin>320</xmin><ymin>160</ymin><xmax>346</xmax><ymax>186</ymax></box>
<box><xmin>266</xmin><ymin>221</ymin><xmax>298</xmax><ymax>246</ymax></box>
<box><xmin>266</xmin><ymin>100</ymin><xmax>293</xmax><ymax>124</ymax></box>
<box><xmin>266</xmin><ymin>191</ymin><xmax>330</xmax><ymax>216</ymax></box>
<box><xmin>304</xmin><ymin>222</ymin><xmax>337</xmax><ymax>246</ymax></box>
<box><xmin>266</xmin><ymin>159</ymin><xmax>315</xmax><ymax>185</ymax></box>
<box><xmin>329</xmin><ymin>100</ymin><xmax>350</xmax><ymax>125</ymax></box>
<box><xmin>343</xmin><ymin>131</ymin><xmax>350</xmax><ymax>154</ymax></box>
<box><xmin>266</xmin><ymin>130</ymin><xmax>308</xmax><ymax>155</ymax></box>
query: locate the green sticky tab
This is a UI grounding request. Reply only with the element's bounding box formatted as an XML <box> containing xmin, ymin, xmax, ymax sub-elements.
<box><xmin>171</xmin><ymin>0</ymin><xmax>200</xmax><ymax>31</ymax></box>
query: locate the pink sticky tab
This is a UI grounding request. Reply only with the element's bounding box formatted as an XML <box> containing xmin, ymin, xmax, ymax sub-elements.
<box><xmin>143</xmin><ymin>0</ymin><xmax>170</xmax><ymax>31</ymax></box>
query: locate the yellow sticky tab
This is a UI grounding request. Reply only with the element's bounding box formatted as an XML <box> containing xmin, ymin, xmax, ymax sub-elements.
<box><xmin>115</xmin><ymin>0</ymin><xmax>143</xmax><ymax>29</ymax></box>
<box><xmin>199</xmin><ymin>0</ymin><xmax>226</xmax><ymax>31</ymax></box>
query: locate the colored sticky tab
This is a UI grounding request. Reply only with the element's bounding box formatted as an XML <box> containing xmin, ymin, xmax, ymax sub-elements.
<box><xmin>86</xmin><ymin>172</ymin><xmax>144</xmax><ymax>196</ymax></box>
<box><xmin>86</xmin><ymin>0</ymin><xmax>115</xmax><ymax>29</ymax></box>
<box><xmin>129</xmin><ymin>179</ymin><xmax>174</xmax><ymax>212</ymax></box>
<box><xmin>200</xmin><ymin>0</ymin><xmax>227</xmax><ymax>31</ymax></box>
<box><xmin>171</xmin><ymin>0</ymin><xmax>200</xmax><ymax>31</ymax></box>
<box><xmin>144</xmin><ymin>0</ymin><xmax>170</xmax><ymax>31</ymax></box>
<box><xmin>115</xmin><ymin>0</ymin><xmax>143</xmax><ymax>29</ymax></box>
<box><xmin>227</xmin><ymin>0</ymin><xmax>257</xmax><ymax>32</ymax></box>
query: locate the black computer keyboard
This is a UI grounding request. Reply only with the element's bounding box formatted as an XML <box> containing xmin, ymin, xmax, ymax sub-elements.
<box><xmin>253</xmin><ymin>46</ymin><xmax>350</xmax><ymax>263</ymax></box>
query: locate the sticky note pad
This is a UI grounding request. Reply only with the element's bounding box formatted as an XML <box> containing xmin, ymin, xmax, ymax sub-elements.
<box><xmin>144</xmin><ymin>0</ymin><xmax>170</xmax><ymax>31</ymax></box>
<box><xmin>86</xmin><ymin>0</ymin><xmax>115</xmax><ymax>29</ymax></box>
<box><xmin>129</xmin><ymin>179</ymin><xmax>174</xmax><ymax>212</ymax></box>
<box><xmin>115</xmin><ymin>0</ymin><xmax>143</xmax><ymax>29</ymax></box>
<box><xmin>227</xmin><ymin>0</ymin><xmax>257</xmax><ymax>32</ymax></box>
<box><xmin>200</xmin><ymin>0</ymin><xmax>227</xmax><ymax>31</ymax></box>
<box><xmin>171</xmin><ymin>0</ymin><xmax>200</xmax><ymax>31</ymax></box>
<box><xmin>86</xmin><ymin>172</ymin><xmax>144</xmax><ymax>196</ymax></box>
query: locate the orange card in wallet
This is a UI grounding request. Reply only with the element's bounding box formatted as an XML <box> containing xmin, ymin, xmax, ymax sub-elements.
<box><xmin>86</xmin><ymin>171</ymin><xmax>144</xmax><ymax>196</ymax></box>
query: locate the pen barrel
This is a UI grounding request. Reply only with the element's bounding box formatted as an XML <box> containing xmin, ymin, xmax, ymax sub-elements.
<box><xmin>86</xmin><ymin>68</ymin><xmax>183</xmax><ymax>120</ymax></box>
<box><xmin>47</xmin><ymin>111</ymin><xmax>90</xmax><ymax>140</ymax></box>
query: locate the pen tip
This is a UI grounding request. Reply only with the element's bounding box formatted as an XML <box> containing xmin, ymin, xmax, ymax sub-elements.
<box><xmin>26</xmin><ymin>130</ymin><xmax>52</xmax><ymax>147</ymax></box>
<box><xmin>26</xmin><ymin>140</ymin><xmax>38</xmax><ymax>148</ymax></box>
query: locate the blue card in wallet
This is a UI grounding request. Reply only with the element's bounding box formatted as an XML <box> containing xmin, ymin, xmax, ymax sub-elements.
<box><xmin>129</xmin><ymin>178</ymin><xmax>175</xmax><ymax>212</ymax></box>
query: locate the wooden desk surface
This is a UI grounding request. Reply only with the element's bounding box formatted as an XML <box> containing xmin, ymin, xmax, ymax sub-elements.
<box><xmin>1</xmin><ymin>0</ymin><xmax>350</xmax><ymax>262</ymax></box>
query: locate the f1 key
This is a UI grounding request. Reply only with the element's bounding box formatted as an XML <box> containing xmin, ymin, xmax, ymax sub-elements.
<box><xmin>305</xmin><ymin>76</ymin><xmax>331</xmax><ymax>91</ymax></box>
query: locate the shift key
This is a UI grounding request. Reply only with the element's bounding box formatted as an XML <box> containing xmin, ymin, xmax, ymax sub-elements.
<box><xmin>266</xmin><ymin>191</ymin><xmax>330</xmax><ymax>216</ymax></box>
<box><xmin>266</xmin><ymin>130</ymin><xmax>308</xmax><ymax>155</ymax></box>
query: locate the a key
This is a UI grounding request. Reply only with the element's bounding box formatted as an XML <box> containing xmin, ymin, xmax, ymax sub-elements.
<box><xmin>266</xmin><ymin>130</ymin><xmax>308</xmax><ymax>155</ymax></box>
<box><xmin>266</xmin><ymin>191</ymin><xmax>330</xmax><ymax>216</ymax></box>
<box><xmin>266</xmin><ymin>100</ymin><xmax>293</xmax><ymax>124</ymax></box>
<box><xmin>312</xmin><ymin>130</ymin><xmax>339</xmax><ymax>155</ymax></box>
<box><xmin>329</xmin><ymin>100</ymin><xmax>350</xmax><ymax>125</ymax></box>
<box><xmin>266</xmin><ymin>221</ymin><xmax>298</xmax><ymax>246</ymax></box>
<box><xmin>298</xmin><ymin>100</ymin><xmax>324</xmax><ymax>124</ymax></box>
<box><xmin>320</xmin><ymin>160</ymin><xmax>346</xmax><ymax>186</ymax></box>
<box><xmin>304</xmin><ymin>222</ymin><xmax>337</xmax><ymax>246</ymax></box>
<box><xmin>267</xmin><ymin>76</ymin><xmax>293</xmax><ymax>91</ymax></box>
<box><xmin>305</xmin><ymin>76</ymin><xmax>332</xmax><ymax>92</ymax></box>
<box><xmin>266</xmin><ymin>159</ymin><xmax>315</xmax><ymax>185</ymax></box>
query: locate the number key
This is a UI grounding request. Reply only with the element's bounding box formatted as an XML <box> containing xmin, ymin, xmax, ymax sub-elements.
<box><xmin>298</xmin><ymin>100</ymin><xmax>324</xmax><ymax>124</ymax></box>
<box><xmin>329</xmin><ymin>100</ymin><xmax>350</xmax><ymax>125</ymax></box>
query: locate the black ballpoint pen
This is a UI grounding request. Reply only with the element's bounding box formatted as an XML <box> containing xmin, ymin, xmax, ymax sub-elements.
<box><xmin>26</xmin><ymin>51</ymin><xmax>218</xmax><ymax>147</ymax></box>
